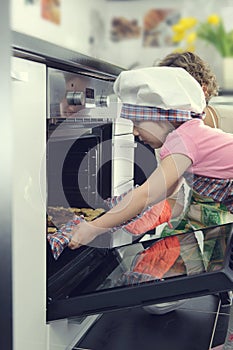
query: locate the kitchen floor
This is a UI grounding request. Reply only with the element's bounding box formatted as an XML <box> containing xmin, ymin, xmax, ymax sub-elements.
<box><xmin>73</xmin><ymin>294</ymin><xmax>230</xmax><ymax>350</ymax></box>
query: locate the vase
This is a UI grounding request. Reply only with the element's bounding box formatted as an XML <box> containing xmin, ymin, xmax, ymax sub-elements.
<box><xmin>222</xmin><ymin>57</ymin><xmax>233</xmax><ymax>90</ymax></box>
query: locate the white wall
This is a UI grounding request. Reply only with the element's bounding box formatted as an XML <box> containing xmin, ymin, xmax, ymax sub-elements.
<box><xmin>11</xmin><ymin>0</ymin><xmax>105</xmax><ymax>56</ymax></box>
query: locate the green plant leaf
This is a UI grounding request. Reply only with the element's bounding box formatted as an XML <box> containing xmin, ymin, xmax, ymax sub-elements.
<box><xmin>196</xmin><ymin>20</ymin><xmax>233</xmax><ymax>56</ymax></box>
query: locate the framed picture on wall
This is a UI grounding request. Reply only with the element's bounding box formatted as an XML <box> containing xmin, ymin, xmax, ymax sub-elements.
<box><xmin>41</xmin><ymin>0</ymin><xmax>61</xmax><ymax>25</ymax></box>
<box><xmin>143</xmin><ymin>8</ymin><xmax>180</xmax><ymax>47</ymax></box>
<box><xmin>110</xmin><ymin>16</ymin><xmax>141</xmax><ymax>42</ymax></box>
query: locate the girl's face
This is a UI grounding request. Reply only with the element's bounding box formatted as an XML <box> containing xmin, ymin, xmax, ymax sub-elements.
<box><xmin>133</xmin><ymin>120</ymin><xmax>174</xmax><ymax>149</ymax></box>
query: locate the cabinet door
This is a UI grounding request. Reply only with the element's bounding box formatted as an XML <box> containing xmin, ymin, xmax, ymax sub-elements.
<box><xmin>12</xmin><ymin>57</ymin><xmax>47</xmax><ymax>350</ymax></box>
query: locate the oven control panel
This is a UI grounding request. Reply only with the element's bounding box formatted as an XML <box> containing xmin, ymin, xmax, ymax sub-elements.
<box><xmin>65</xmin><ymin>88</ymin><xmax>109</xmax><ymax>108</ymax></box>
<box><xmin>48</xmin><ymin>68</ymin><xmax>114</xmax><ymax>118</ymax></box>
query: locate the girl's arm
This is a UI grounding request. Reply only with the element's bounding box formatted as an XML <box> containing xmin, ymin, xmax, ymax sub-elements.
<box><xmin>69</xmin><ymin>154</ymin><xmax>192</xmax><ymax>248</ymax></box>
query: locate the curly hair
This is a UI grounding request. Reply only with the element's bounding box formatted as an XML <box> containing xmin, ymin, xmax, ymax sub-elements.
<box><xmin>156</xmin><ymin>52</ymin><xmax>219</xmax><ymax>103</ymax></box>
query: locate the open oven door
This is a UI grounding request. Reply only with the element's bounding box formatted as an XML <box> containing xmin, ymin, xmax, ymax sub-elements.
<box><xmin>47</xmin><ymin>222</ymin><xmax>233</xmax><ymax>322</ymax></box>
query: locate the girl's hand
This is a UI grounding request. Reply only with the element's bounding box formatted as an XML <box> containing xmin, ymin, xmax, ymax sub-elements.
<box><xmin>68</xmin><ymin>220</ymin><xmax>106</xmax><ymax>249</ymax></box>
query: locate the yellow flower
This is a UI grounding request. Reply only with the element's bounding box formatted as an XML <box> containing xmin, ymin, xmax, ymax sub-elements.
<box><xmin>207</xmin><ymin>14</ymin><xmax>220</xmax><ymax>26</ymax></box>
<box><xmin>172</xmin><ymin>17</ymin><xmax>197</xmax><ymax>44</ymax></box>
<box><xmin>186</xmin><ymin>32</ymin><xmax>197</xmax><ymax>44</ymax></box>
<box><xmin>172</xmin><ymin>32</ymin><xmax>185</xmax><ymax>43</ymax></box>
<box><xmin>173</xmin><ymin>47</ymin><xmax>186</xmax><ymax>54</ymax></box>
<box><xmin>179</xmin><ymin>17</ymin><xmax>197</xmax><ymax>30</ymax></box>
<box><xmin>172</xmin><ymin>23</ymin><xmax>186</xmax><ymax>34</ymax></box>
<box><xmin>186</xmin><ymin>44</ymin><xmax>196</xmax><ymax>53</ymax></box>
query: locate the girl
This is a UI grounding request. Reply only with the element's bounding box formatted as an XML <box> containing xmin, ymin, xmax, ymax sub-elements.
<box><xmin>156</xmin><ymin>51</ymin><xmax>232</xmax><ymax>236</ymax></box>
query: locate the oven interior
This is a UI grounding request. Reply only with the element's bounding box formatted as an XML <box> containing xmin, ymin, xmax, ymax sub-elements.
<box><xmin>46</xmin><ymin>119</ymin><xmax>115</xmax><ymax>296</ymax></box>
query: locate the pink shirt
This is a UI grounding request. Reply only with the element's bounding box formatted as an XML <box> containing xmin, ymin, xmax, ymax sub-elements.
<box><xmin>160</xmin><ymin>119</ymin><xmax>233</xmax><ymax>179</ymax></box>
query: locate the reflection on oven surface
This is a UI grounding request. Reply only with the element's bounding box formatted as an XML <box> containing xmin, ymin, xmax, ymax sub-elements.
<box><xmin>47</xmin><ymin>224</ymin><xmax>232</xmax><ymax>303</ymax></box>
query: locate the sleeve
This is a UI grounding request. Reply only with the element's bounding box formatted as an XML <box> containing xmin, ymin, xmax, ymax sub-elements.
<box><xmin>159</xmin><ymin>129</ymin><xmax>198</xmax><ymax>164</ymax></box>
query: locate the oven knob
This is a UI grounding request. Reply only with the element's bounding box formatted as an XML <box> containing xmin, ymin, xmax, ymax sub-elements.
<box><xmin>66</xmin><ymin>91</ymin><xmax>85</xmax><ymax>105</ymax></box>
<box><xmin>95</xmin><ymin>95</ymin><xmax>109</xmax><ymax>107</ymax></box>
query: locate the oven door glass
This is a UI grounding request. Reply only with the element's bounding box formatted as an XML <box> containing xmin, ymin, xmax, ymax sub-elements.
<box><xmin>47</xmin><ymin>223</ymin><xmax>233</xmax><ymax>321</ymax></box>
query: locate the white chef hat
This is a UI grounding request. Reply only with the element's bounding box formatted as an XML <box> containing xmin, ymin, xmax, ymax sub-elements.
<box><xmin>113</xmin><ymin>66</ymin><xmax>206</xmax><ymax>122</ymax></box>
